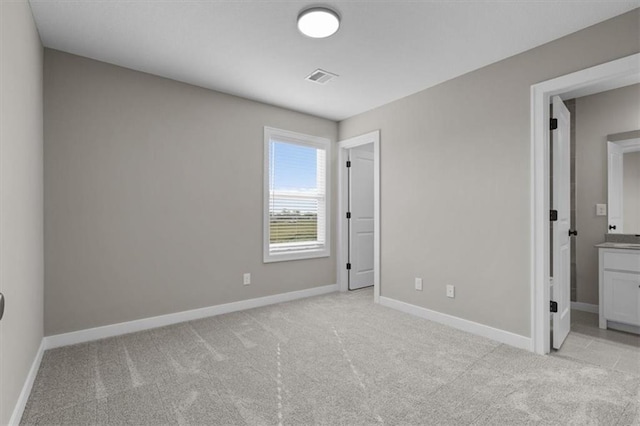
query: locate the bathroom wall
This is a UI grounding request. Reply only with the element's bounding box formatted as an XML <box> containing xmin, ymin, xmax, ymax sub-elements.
<box><xmin>575</xmin><ymin>83</ymin><xmax>640</xmax><ymax>305</ymax></box>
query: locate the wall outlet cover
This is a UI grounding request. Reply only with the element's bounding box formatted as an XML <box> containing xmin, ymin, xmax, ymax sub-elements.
<box><xmin>596</xmin><ymin>204</ymin><xmax>607</xmax><ymax>216</ymax></box>
<box><xmin>446</xmin><ymin>285</ymin><xmax>455</xmax><ymax>298</ymax></box>
<box><xmin>243</xmin><ymin>273</ymin><xmax>251</xmax><ymax>285</ymax></box>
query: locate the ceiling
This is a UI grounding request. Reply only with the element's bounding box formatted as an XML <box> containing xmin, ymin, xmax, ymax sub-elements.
<box><xmin>29</xmin><ymin>1</ymin><xmax>639</xmax><ymax>121</ymax></box>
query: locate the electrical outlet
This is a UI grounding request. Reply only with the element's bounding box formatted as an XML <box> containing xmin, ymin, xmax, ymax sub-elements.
<box><xmin>596</xmin><ymin>204</ymin><xmax>607</xmax><ymax>216</ymax></box>
<box><xmin>446</xmin><ymin>285</ymin><xmax>455</xmax><ymax>298</ymax></box>
<box><xmin>415</xmin><ymin>277</ymin><xmax>423</xmax><ymax>291</ymax></box>
<box><xmin>243</xmin><ymin>273</ymin><xmax>251</xmax><ymax>285</ymax></box>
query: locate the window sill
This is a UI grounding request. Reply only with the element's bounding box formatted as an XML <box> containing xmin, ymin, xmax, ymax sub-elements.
<box><xmin>263</xmin><ymin>248</ymin><xmax>330</xmax><ymax>263</ymax></box>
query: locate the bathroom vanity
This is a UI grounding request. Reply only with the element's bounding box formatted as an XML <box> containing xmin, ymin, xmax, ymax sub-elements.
<box><xmin>597</xmin><ymin>130</ymin><xmax>640</xmax><ymax>335</ymax></box>
<box><xmin>597</xmin><ymin>243</ymin><xmax>640</xmax><ymax>334</ymax></box>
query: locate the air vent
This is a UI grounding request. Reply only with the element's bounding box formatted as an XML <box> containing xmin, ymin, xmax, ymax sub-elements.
<box><xmin>305</xmin><ymin>69</ymin><xmax>338</xmax><ymax>85</ymax></box>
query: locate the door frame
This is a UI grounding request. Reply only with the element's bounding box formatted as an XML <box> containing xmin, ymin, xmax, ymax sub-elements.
<box><xmin>530</xmin><ymin>53</ymin><xmax>640</xmax><ymax>355</ymax></box>
<box><xmin>337</xmin><ymin>130</ymin><xmax>381</xmax><ymax>303</ymax></box>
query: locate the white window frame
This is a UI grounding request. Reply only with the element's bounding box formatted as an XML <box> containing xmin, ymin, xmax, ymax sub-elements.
<box><xmin>263</xmin><ymin>127</ymin><xmax>331</xmax><ymax>263</ymax></box>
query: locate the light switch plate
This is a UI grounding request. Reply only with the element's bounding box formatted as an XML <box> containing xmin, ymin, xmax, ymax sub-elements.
<box><xmin>415</xmin><ymin>278</ymin><xmax>423</xmax><ymax>291</ymax></box>
<box><xmin>596</xmin><ymin>204</ymin><xmax>607</xmax><ymax>216</ymax></box>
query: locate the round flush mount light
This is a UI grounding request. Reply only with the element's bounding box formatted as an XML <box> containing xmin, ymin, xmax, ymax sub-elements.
<box><xmin>297</xmin><ymin>7</ymin><xmax>340</xmax><ymax>38</ymax></box>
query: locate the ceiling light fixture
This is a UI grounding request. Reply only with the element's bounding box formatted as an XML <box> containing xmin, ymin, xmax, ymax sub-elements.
<box><xmin>297</xmin><ymin>7</ymin><xmax>340</xmax><ymax>39</ymax></box>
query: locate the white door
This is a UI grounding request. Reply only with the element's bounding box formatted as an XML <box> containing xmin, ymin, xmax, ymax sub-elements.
<box><xmin>607</xmin><ymin>141</ymin><xmax>624</xmax><ymax>233</ymax></box>
<box><xmin>552</xmin><ymin>96</ymin><xmax>572</xmax><ymax>350</ymax></box>
<box><xmin>348</xmin><ymin>148</ymin><xmax>374</xmax><ymax>290</ymax></box>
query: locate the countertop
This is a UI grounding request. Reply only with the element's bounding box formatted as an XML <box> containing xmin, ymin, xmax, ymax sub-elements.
<box><xmin>595</xmin><ymin>242</ymin><xmax>640</xmax><ymax>250</ymax></box>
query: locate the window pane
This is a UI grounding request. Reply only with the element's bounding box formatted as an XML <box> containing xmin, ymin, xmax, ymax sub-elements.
<box><xmin>269</xmin><ymin>140</ymin><xmax>325</xmax><ymax>246</ymax></box>
<box><xmin>263</xmin><ymin>127</ymin><xmax>330</xmax><ymax>263</ymax></box>
<box><xmin>270</xmin><ymin>142</ymin><xmax>318</xmax><ymax>191</ymax></box>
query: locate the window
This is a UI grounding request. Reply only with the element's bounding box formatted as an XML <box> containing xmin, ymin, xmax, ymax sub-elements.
<box><xmin>264</xmin><ymin>127</ymin><xmax>330</xmax><ymax>262</ymax></box>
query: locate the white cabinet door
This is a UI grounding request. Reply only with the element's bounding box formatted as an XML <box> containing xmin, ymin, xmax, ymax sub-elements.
<box><xmin>604</xmin><ymin>271</ymin><xmax>640</xmax><ymax>326</ymax></box>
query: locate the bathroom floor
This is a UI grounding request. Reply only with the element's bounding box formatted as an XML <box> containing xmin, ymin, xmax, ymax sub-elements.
<box><xmin>554</xmin><ymin>309</ymin><xmax>640</xmax><ymax>376</ymax></box>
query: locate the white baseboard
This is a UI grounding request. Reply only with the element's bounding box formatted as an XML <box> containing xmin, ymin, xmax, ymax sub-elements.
<box><xmin>379</xmin><ymin>296</ymin><xmax>532</xmax><ymax>351</ymax></box>
<box><xmin>607</xmin><ymin>320</ymin><xmax>640</xmax><ymax>335</ymax></box>
<box><xmin>9</xmin><ymin>340</ymin><xmax>45</xmax><ymax>425</ymax></box>
<box><xmin>570</xmin><ymin>301</ymin><xmax>599</xmax><ymax>314</ymax></box>
<box><xmin>44</xmin><ymin>284</ymin><xmax>338</xmax><ymax>350</ymax></box>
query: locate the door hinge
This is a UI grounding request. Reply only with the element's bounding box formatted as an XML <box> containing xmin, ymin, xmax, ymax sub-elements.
<box><xmin>550</xmin><ymin>118</ymin><xmax>558</xmax><ymax>130</ymax></box>
<box><xmin>346</xmin><ymin>160</ymin><xmax>351</xmax><ymax>168</ymax></box>
<box><xmin>550</xmin><ymin>210</ymin><xmax>558</xmax><ymax>222</ymax></box>
<box><xmin>346</xmin><ymin>212</ymin><xmax>351</xmax><ymax>219</ymax></box>
<box><xmin>550</xmin><ymin>300</ymin><xmax>558</xmax><ymax>313</ymax></box>
<box><xmin>346</xmin><ymin>263</ymin><xmax>351</xmax><ymax>270</ymax></box>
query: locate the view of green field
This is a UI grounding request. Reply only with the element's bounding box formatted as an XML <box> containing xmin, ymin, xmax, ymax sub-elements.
<box><xmin>270</xmin><ymin>212</ymin><xmax>317</xmax><ymax>243</ymax></box>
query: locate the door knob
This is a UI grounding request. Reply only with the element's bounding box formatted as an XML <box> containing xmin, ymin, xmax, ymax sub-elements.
<box><xmin>609</xmin><ymin>225</ymin><xmax>617</xmax><ymax>230</ymax></box>
<box><xmin>569</xmin><ymin>229</ymin><xmax>578</xmax><ymax>237</ymax></box>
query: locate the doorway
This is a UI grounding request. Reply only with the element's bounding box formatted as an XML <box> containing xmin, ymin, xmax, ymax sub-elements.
<box><xmin>531</xmin><ymin>53</ymin><xmax>640</xmax><ymax>354</ymax></box>
<box><xmin>337</xmin><ymin>131</ymin><xmax>380</xmax><ymax>302</ymax></box>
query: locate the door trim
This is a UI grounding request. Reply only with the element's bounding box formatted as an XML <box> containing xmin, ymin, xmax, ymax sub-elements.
<box><xmin>337</xmin><ymin>131</ymin><xmax>381</xmax><ymax>303</ymax></box>
<box><xmin>530</xmin><ymin>53</ymin><xmax>640</xmax><ymax>355</ymax></box>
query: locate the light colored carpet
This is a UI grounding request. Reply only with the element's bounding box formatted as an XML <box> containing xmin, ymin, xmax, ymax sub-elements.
<box><xmin>21</xmin><ymin>289</ymin><xmax>640</xmax><ymax>425</ymax></box>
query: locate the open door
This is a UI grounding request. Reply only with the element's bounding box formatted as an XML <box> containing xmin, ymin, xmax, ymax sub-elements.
<box><xmin>552</xmin><ymin>96</ymin><xmax>572</xmax><ymax>350</ymax></box>
<box><xmin>348</xmin><ymin>147</ymin><xmax>374</xmax><ymax>290</ymax></box>
<box><xmin>607</xmin><ymin>141</ymin><xmax>624</xmax><ymax>233</ymax></box>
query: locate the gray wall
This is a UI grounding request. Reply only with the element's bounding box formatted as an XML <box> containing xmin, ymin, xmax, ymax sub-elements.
<box><xmin>623</xmin><ymin>151</ymin><xmax>640</xmax><ymax>233</ymax></box>
<box><xmin>0</xmin><ymin>1</ymin><xmax>44</xmax><ymax>424</ymax></box>
<box><xmin>44</xmin><ymin>50</ymin><xmax>338</xmax><ymax>335</ymax></box>
<box><xmin>338</xmin><ymin>10</ymin><xmax>639</xmax><ymax>337</ymax></box>
<box><xmin>574</xmin><ymin>84</ymin><xmax>640</xmax><ymax>305</ymax></box>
